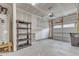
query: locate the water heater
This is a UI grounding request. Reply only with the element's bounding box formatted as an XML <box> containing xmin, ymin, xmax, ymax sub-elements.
<box><xmin>0</xmin><ymin>5</ymin><xmax>8</xmax><ymax>44</ymax></box>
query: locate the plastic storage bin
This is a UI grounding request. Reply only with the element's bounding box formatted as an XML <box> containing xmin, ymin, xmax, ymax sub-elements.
<box><xmin>70</xmin><ymin>33</ymin><xmax>79</xmax><ymax>46</ymax></box>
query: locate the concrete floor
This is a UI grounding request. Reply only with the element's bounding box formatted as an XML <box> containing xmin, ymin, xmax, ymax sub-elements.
<box><xmin>1</xmin><ymin>39</ymin><xmax>79</xmax><ymax>56</ymax></box>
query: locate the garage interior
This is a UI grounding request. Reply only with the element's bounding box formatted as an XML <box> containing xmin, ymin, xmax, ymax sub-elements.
<box><xmin>0</xmin><ymin>3</ymin><xmax>79</xmax><ymax>56</ymax></box>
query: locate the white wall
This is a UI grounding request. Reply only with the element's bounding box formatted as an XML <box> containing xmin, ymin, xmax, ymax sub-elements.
<box><xmin>16</xmin><ymin>8</ymin><xmax>32</xmax><ymax>22</ymax></box>
<box><xmin>34</xmin><ymin>17</ymin><xmax>49</xmax><ymax>40</ymax></box>
<box><xmin>35</xmin><ymin>28</ymin><xmax>49</xmax><ymax>40</ymax></box>
<box><xmin>16</xmin><ymin>7</ymin><xmax>49</xmax><ymax>41</ymax></box>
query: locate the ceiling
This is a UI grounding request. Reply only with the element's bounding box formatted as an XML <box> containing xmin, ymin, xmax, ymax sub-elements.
<box><xmin>16</xmin><ymin>3</ymin><xmax>78</xmax><ymax>19</ymax></box>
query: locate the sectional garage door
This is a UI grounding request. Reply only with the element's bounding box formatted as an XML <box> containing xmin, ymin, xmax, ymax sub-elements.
<box><xmin>52</xmin><ymin>14</ymin><xmax>77</xmax><ymax>42</ymax></box>
<box><xmin>53</xmin><ymin>17</ymin><xmax>63</xmax><ymax>41</ymax></box>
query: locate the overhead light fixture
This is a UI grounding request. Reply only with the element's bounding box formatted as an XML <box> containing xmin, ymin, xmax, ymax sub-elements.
<box><xmin>32</xmin><ymin>3</ymin><xmax>36</xmax><ymax>6</ymax></box>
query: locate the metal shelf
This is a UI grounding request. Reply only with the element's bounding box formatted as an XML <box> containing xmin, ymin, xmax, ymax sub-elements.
<box><xmin>17</xmin><ymin>27</ymin><xmax>31</xmax><ymax>29</ymax></box>
<box><xmin>18</xmin><ymin>38</ymin><xmax>27</xmax><ymax>41</ymax></box>
<box><xmin>16</xmin><ymin>20</ymin><xmax>32</xmax><ymax>50</ymax></box>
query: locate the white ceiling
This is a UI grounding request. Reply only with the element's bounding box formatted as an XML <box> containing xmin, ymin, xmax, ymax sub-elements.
<box><xmin>16</xmin><ymin>3</ymin><xmax>46</xmax><ymax>17</ymax></box>
<box><xmin>16</xmin><ymin>3</ymin><xmax>78</xmax><ymax>18</ymax></box>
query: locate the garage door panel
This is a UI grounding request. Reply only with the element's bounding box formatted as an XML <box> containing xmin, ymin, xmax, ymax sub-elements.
<box><xmin>53</xmin><ymin>36</ymin><xmax>63</xmax><ymax>41</ymax></box>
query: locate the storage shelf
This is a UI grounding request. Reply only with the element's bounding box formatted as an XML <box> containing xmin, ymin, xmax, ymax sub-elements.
<box><xmin>17</xmin><ymin>27</ymin><xmax>31</xmax><ymax>29</ymax></box>
<box><xmin>18</xmin><ymin>38</ymin><xmax>27</xmax><ymax>41</ymax></box>
<box><xmin>18</xmin><ymin>33</ymin><xmax>32</xmax><ymax>35</ymax></box>
<box><xmin>17</xmin><ymin>43</ymin><xmax>31</xmax><ymax>50</ymax></box>
<box><xmin>16</xmin><ymin>20</ymin><xmax>32</xmax><ymax>50</ymax></box>
<box><xmin>17</xmin><ymin>20</ymin><xmax>31</xmax><ymax>24</ymax></box>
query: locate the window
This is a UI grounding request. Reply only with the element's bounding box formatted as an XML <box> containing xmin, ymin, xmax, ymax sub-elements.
<box><xmin>53</xmin><ymin>25</ymin><xmax>62</xmax><ymax>28</ymax></box>
<box><xmin>53</xmin><ymin>23</ymin><xmax>75</xmax><ymax>29</ymax></box>
<box><xmin>63</xmin><ymin>23</ymin><xmax>75</xmax><ymax>28</ymax></box>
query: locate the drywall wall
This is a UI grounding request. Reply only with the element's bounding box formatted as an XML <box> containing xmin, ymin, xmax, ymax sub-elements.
<box><xmin>34</xmin><ymin>17</ymin><xmax>49</xmax><ymax>40</ymax></box>
<box><xmin>16</xmin><ymin>8</ymin><xmax>32</xmax><ymax>22</ymax></box>
<box><xmin>16</xmin><ymin>7</ymin><xmax>49</xmax><ymax>40</ymax></box>
<box><xmin>16</xmin><ymin>8</ymin><xmax>42</xmax><ymax>32</ymax></box>
<box><xmin>35</xmin><ymin>28</ymin><xmax>49</xmax><ymax>40</ymax></box>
